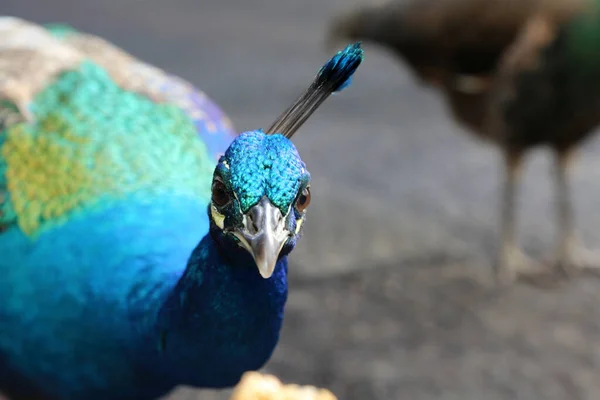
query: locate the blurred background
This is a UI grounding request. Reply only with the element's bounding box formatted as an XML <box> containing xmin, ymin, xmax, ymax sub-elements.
<box><xmin>6</xmin><ymin>0</ymin><xmax>600</xmax><ymax>399</ymax></box>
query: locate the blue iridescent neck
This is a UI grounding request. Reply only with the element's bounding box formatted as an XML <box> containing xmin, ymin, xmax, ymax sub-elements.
<box><xmin>152</xmin><ymin>208</ymin><xmax>288</xmax><ymax>388</ymax></box>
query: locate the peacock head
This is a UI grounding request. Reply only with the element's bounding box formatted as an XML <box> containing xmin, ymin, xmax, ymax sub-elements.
<box><xmin>208</xmin><ymin>42</ymin><xmax>363</xmax><ymax>278</ymax></box>
<box><xmin>209</xmin><ymin>131</ymin><xmax>310</xmax><ymax>278</ymax></box>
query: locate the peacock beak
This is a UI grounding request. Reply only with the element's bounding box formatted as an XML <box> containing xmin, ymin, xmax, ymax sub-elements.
<box><xmin>235</xmin><ymin>197</ymin><xmax>290</xmax><ymax>279</ymax></box>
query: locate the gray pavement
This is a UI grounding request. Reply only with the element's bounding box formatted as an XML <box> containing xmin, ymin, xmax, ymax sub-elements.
<box><xmin>5</xmin><ymin>0</ymin><xmax>600</xmax><ymax>399</ymax></box>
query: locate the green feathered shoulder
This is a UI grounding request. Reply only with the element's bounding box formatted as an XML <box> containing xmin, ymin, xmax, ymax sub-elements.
<box><xmin>0</xmin><ymin>18</ymin><xmax>235</xmax><ymax>237</ymax></box>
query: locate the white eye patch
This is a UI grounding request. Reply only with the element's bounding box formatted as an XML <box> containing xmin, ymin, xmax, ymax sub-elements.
<box><xmin>210</xmin><ymin>204</ymin><xmax>225</xmax><ymax>229</ymax></box>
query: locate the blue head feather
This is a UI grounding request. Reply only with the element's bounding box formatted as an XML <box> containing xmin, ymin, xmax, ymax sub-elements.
<box><xmin>219</xmin><ymin>130</ymin><xmax>309</xmax><ymax>213</ymax></box>
<box><xmin>266</xmin><ymin>42</ymin><xmax>364</xmax><ymax>138</ymax></box>
<box><xmin>317</xmin><ymin>42</ymin><xmax>364</xmax><ymax>93</ymax></box>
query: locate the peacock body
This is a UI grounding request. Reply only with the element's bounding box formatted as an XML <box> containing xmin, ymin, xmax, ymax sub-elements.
<box><xmin>328</xmin><ymin>0</ymin><xmax>600</xmax><ymax>285</ymax></box>
<box><xmin>0</xmin><ymin>17</ymin><xmax>363</xmax><ymax>400</ymax></box>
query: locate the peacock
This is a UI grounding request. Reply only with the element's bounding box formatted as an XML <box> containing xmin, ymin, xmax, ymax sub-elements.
<box><xmin>328</xmin><ymin>0</ymin><xmax>600</xmax><ymax>285</ymax></box>
<box><xmin>0</xmin><ymin>17</ymin><xmax>363</xmax><ymax>400</ymax></box>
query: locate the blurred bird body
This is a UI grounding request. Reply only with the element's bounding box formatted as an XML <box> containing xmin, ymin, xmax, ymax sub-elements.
<box><xmin>329</xmin><ymin>0</ymin><xmax>600</xmax><ymax>284</ymax></box>
<box><xmin>0</xmin><ymin>17</ymin><xmax>363</xmax><ymax>400</ymax></box>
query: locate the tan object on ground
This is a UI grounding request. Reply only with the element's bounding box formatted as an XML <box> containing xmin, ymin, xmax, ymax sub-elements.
<box><xmin>229</xmin><ymin>372</ymin><xmax>338</xmax><ymax>400</ymax></box>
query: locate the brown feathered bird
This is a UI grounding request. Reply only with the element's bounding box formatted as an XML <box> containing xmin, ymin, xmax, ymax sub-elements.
<box><xmin>328</xmin><ymin>0</ymin><xmax>600</xmax><ymax>285</ymax></box>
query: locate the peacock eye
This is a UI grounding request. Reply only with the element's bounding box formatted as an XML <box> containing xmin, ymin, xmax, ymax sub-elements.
<box><xmin>211</xmin><ymin>180</ymin><xmax>231</xmax><ymax>207</ymax></box>
<box><xmin>295</xmin><ymin>186</ymin><xmax>311</xmax><ymax>212</ymax></box>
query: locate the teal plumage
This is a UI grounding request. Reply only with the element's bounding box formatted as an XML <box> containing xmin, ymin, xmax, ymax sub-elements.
<box><xmin>0</xmin><ymin>17</ymin><xmax>363</xmax><ymax>400</ymax></box>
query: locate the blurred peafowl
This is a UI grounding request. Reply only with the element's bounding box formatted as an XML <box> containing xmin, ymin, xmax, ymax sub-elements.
<box><xmin>0</xmin><ymin>17</ymin><xmax>363</xmax><ymax>400</ymax></box>
<box><xmin>328</xmin><ymin>0</ymin><xmax>600</xmax><ymax>285</ymax></box>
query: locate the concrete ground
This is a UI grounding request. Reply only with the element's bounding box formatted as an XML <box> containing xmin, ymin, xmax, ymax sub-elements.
<box><xmin>5</xmin><ymin>0</ymin><xmax>600</xmax><ymax>399</ymax></box>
